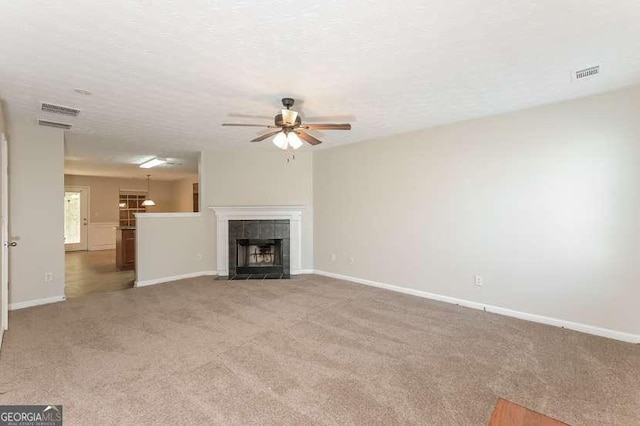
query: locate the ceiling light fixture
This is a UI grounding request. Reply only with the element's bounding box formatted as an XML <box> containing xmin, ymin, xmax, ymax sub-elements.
<box><xmin>287</xmin><ymin>132</ymin><xmax>303</xmax><ymax>149</ymax></box>
<box><xmin>273</xmin><ymin>132</ymin><xmax>288</xmax><ymax>150</ymax></box>
<box><xmin>223</xmin><ymin>98</ymin><xmax>351</xmax><ymax>147</ymax></box>
<box><xmin>141</xmin><ymin>175</ymin><xmax>156</xmax><ymax>207</ymax></box>
<box><xmin>74</xmin><ymin>89</ymin><xmax>92</xmax><ymax>96</ymax></box>
<box><xmin>139</xmin><ymin>157</ymin><xmax>167</xmax><ymax>169</ymax></box>
<box><xmin>272</xmin><ymin>131</ymin><xmax>303</xmax><ymax>150</ymax></box>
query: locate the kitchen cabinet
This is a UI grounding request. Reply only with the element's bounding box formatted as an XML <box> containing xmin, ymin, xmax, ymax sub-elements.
<box><xmin>116</xmin><ymin>227</ymin><xmax>136</xmax><ymax>270</ymax></box>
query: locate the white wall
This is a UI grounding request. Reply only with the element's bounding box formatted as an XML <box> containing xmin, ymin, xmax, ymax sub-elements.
<box><xmin>0</xmin><ymin>101</ymin><xmax>5</xmax><ymax>132</ymax></box>
<box><xmin>136</xmin><ymin>214</ymin><xmax>211</xmax><ymax>284</ymax></box>
<box><xmin>314</xmin><ymin>85</ymin><xmax>640</xmax><ymax>337</ymax></box>
<box><xmin>170</xmin><ymin>176</ymin><xmax>198</xmax><ymax>212</ymax></box>
<box><xmin>0</xmin><ymin>101</ymin><xmax>6</xmax><ymax>331</ymax></box>
<box><xmin>202</xmin><ymin>149</ymin><xmax>314</xmax><ymax>269</ymax></box>
<box><xmin>135</xmin><ymin>150</ymin><xmax>313</xmax><ymax>283</ymax></box>
<box><xmin>8</xmin><ymin>122</ymin><xmax>65</xmax><ymax>306</ymax></box>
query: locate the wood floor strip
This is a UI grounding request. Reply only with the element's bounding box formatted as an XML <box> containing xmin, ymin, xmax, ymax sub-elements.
<box><xmin>65</xmin><ymin>249</ymin><xmax>135</xmax><ymax>298</ymax></box>
<box><xmin>489</xmin><ymin>398</ymin><xmax>569</xmax><ymax>426</ymax></box>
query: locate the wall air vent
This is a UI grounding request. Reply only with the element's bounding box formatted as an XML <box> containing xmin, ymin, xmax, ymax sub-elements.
<box><xmin>575</xmin><ymin>65</ymin><xmax>600</xmax><ymax>80</ymax></box>
<box><xmin>38</xmin><ymin>119</ymin><xmax>72</xmax><ymax>130</ymax></box>
<box><xmin>41</xmin><ymin>102</ymin><xmax>81</xmax><ymax>117</ymax></box>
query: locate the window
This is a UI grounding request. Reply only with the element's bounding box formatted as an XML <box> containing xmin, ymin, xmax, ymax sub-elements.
<box><xmin>64</xmin><ymin>191</ymin><xmax>81</xmax><ymax>243</ymax></box>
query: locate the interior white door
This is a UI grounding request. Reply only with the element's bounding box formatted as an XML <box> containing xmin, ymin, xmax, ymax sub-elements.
<box><xmin>1</xmin><ymin>133</ymin><xmax>9</xmax><ymax>331</ymax></box>
<box><xmin>64</xmin><ymin>186</ymin><xmax>89</xmax><ymax>251</ymax></box>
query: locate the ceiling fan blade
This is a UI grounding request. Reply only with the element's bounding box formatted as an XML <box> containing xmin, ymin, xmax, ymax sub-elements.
<box><xmin>250</xmin><ymin>130</ymin><xmax>282</xmax><ymax>143</ymax></box>
<box><xmin>303</xmin><ymin>124</ymin><xmax>351</xmax><ymax>130</ymax></box>
<box><xmin>295</xmin><ymin>131</ymin><xmax>323</xmax><ymax>146</ymax></box>
<box><xmin>222</xmin><ymin>123</ymin><xmax>273</xmax><ymax>128</ymax></box>
<box><xmin>302</xmin><ymin>115</ymin><xmax>356</xmax><ymax>123</ymax></box>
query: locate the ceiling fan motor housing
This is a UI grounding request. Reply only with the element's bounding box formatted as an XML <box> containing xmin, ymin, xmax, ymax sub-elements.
<box><xmin>281</xmin><ymin>98</ymin><xmax>295</xmax><ymax>109</ymax></box>
<box><xmin>275</xmin><ymin>113</ymin><xmax>302</xmax><ymax>127</ymax></box>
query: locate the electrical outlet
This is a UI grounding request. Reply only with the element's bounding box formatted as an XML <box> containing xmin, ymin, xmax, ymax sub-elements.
<box><xmin>44</xmin><ymin>272</ymin><xmax>53</xmax><ymax>283</ymax></box>
<box><xmin>348</xmin><ymin>257</ymin><xmax>355</xmax><ymax>265</ymax></box>
<box><xmin>330</xmin><ymin>253</ymin><xmax>336</xmax><ymax>262</ymax></box>
<box><xmin>474</xmin><ymin>275</ymin><xmax>483</xmax><ymax>287</ymax></box>
<box><xmin>196</xmin><ymin>253</ymin><xmax>202</xmax><ymax>261</ymax></box>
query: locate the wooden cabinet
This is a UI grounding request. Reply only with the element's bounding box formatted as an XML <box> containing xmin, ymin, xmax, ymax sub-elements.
<box><xmin>193</xmin><ymin>182</ymin><xmax>199</xmax><ymax>212</ymax></box>
<box><xmin>119</xmin><ymin>193</ymin><xmax>146</xmax><ymax>227</ymax></box>
<box><xmin>116</xmin><ymin>227</ymin><xmax>136</xmax><ymax>270</ymax></box>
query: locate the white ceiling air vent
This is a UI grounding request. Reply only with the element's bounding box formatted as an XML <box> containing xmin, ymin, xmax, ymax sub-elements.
<box><xmin>574</xmin><ymin>65</ymin><xmax>600</xmax><ymax>80</ymax></box>
<box><xmin>41</xmin><ymin>102</ymin><xmax>81</xmax><ymax>117</ymax></box>
<box><xmin>38</xmin><ymin>119</ymin><xmax>72</xmax><ymax>130</ymax></box>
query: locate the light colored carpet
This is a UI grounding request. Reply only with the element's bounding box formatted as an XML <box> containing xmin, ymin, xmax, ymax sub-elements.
<box><xmin>0</xmin><ymin>275</ymin><xmax>638</xmax><ymax>425</ymax></box>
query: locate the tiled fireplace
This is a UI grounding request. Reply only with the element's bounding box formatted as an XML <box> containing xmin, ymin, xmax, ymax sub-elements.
<box><xmin>228</xmin><ymin>220</ymin><xmax>290</xmax><ymax>278</ymax></box>
<box><xmin>210</xmin><ymin>206</ymin><xmax>303</xmax><ymax>278</ymax></box>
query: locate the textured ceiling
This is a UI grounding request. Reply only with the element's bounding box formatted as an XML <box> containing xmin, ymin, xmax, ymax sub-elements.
<box><xmin>64</xmin><ymin>133</ymin><xmax>199</xmax><ymax>181</ymax></box>
<box><xmin>1</xmin><ymin>0</ymin><xmax>640</xmax><ymax>155</ymax></box>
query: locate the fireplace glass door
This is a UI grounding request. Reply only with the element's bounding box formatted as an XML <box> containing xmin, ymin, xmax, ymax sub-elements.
<box><xmin>236</xmin><ymin>239</ymin><xmax>283</xmax><ymax>274</ymax></box>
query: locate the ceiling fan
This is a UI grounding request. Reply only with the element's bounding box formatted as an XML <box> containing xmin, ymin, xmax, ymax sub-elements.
<box><xmin>222</xmin><ymin>98</ymin><xmax>351</xmax><ymax>149</ymax></box>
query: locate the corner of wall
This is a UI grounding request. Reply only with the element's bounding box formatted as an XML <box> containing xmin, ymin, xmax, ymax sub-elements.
<box><xmin>8</xmin><ymin>121</ymin><xmax>65</xmax><ymax>305</ymax></box>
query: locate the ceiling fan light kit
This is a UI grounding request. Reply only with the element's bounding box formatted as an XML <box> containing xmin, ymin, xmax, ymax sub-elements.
<box><xmin>273</xmin><ymin>132</ymin><xmax>288</xmax><ymax>149</ymax></box>
<box><xmin>287</xmin><ymin>132</ymin><xmax>303</xmax><ymax>149</ymax></box>
<box><xmin>271</xmin><ymin>130</ymin><xmax>303</xmax><ymax>150</ymax></box>
<box><xmin>222</xmin><ymin>98</ymin><xmax>352</xmax><ymax>149</ymax></box>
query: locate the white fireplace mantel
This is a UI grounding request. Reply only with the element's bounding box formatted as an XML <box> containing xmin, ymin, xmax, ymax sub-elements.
<box><xmin>208</xmin><ymin>205</ymin><xmax>304</xmax><ymax>276</ymax></box>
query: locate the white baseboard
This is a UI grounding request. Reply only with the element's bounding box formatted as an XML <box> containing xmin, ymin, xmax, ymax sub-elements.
<box><xmin>135</xmin><ymin>271</ymin><xmax>217</xmax><ymax>287</ymax></box>
<box><xmin>313</xmin><ymin>270</ymin><xmax>640</xmax><ymax>345</ymax></box>
<box><xmin>9</xmin><ymin>295</ymin><xmax>66</xmax><ymax>311</ymax></box>
<box><xmin>0</xmin><ymin>328</ymin><xmax>4</xmax><ymax>351</ymax></box>
<box><xmin>89</xmin><ymin>244</ymin><xmax>116</xmax><ymax>251</ymax></box>
<box><xmin>296</xmin><ymin>269</ymin><xmax>315</xmax><ymax>275</ymax></box>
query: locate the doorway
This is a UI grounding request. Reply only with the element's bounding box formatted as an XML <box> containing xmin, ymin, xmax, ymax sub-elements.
<box><xmin>63</xmin><ymin>182</ymin><xmax>135</xmax><ymax>298</ymax></box>
<box><xmin>64</xmin><ymin>186</ymin><xmax>89</xmax><ymax>251</ymax></box>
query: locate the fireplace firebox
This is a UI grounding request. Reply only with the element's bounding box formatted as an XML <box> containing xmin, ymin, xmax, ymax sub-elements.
<box><xmin>228</xmin><ymin>219</ymin><xmax>290</xmax><ymax>279</ymax></box>
<box><xmin>236</xmin><ymin>239</ymin><xmax>283</xmax><ymax>274</ymax></box>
